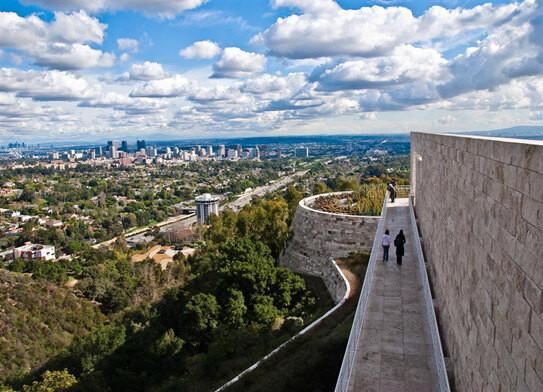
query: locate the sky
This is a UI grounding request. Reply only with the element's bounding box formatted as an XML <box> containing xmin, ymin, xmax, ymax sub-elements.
<box><xmin>0</xmin><ymin>0</ymin><xmax>542</xmax><ymax>142</ymax></box>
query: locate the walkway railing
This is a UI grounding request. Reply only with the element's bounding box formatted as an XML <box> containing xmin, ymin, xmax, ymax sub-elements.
<box><xmin>408</xmin><ymin>195</ymin><xmax>451</xmax><ymax>392</ymax></box>
<box><xmin>334</xmin><ymin>192</ymin><xmax>389</xmax><ymax>392</ymax></box>
<box><xmin>396</xmin><ymin>184</ymin><xmax>411</xmax><ymax>198</ymax></box>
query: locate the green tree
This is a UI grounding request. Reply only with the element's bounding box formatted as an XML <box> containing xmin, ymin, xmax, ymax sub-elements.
<box><xmin>69</xmin><ymin>324</ymin><xmax>126</xmax><ymax>374</ymax></box>
<box><xmin>223</xmin><ymin>289</ymin><xmax>247</xmax><ymax>328</ymax></box>
<box><xmin>182</xmin><ymin>293</ymin><xmax>220</xmax><ymax>346</ymax></box>
<box><xmin>252</xmin><ymin>295</ymin><xmax>279</xmax><ymax>327</ymax></box>
<box><xmin>152</xmin><ymin>329</ymin><xmax>185</xmax><ymax>357</ymax></box>
<box><xmin>22</xmin><ymin>370</ymin><xmax>77</xmax><ymax>392</ymax></box>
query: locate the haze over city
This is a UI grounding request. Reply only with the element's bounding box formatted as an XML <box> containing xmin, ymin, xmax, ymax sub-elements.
<box><xmin>1</xmin><ymin>0</ymin><xmax>543</xmax><ymax>143</ymax></box>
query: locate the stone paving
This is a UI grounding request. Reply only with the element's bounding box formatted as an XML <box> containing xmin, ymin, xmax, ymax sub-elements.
<box><xmin>348</xmin><ymin>198</ymin><xmax>438</xmax><ymax>392</ymax></box>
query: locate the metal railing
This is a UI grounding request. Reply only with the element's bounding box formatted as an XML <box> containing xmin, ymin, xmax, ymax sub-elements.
<box><xmin>408</xmin><ymin>195</ymin><xmax>451</xmax><ymax>392</ymax></box>
<box><xmin>395</xmin><ymin>184</ymin><xmax>411</xmax><ymax>198</ymax></box>
<box><xmin>334</xmin><ymin>192</ymin><xmax>389</xmax><ymax>392</ymax></box>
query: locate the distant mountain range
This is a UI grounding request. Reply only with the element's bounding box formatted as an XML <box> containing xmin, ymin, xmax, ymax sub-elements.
<box><xmin>454</xmin><ymin>126</ymin><xmax>543</xmax><ymax>140</ymax></box>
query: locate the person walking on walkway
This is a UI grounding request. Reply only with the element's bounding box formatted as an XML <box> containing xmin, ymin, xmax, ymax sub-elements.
<box><xmin>382</xmin><ymin>229</ymin><xmax>391</xmax><ymax>262</ymax></box>
<box><xmin>387</xmin><ymin>181</ymin><xmax>396</xmax><ymax>203</ymax></box>
<box><xmin>394</xmin><ymin>230</ymin><xmax>406</xmax><ymax>266</ymax></box>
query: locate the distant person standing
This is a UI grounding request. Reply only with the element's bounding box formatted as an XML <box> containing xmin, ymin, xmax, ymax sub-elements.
<box><xmin>394</xmin><ymin>230</ymin><xmax>406</xmax><ymax>266</ymax></box>
<box><xmin>382</xmin><ymin>229</ymin><xmax>391</xmax><ymax>262</ymax></box>
<box><xmin>387</xmin><ymin>181</ymin><xmax>396</xmax><ymax>203</ymax></box>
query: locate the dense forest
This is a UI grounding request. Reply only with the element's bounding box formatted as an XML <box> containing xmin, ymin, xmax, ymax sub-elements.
<box><xmin>2</xmin><ymin>190</ymin><xmax>323</xmax><ymax>392</ymax></box>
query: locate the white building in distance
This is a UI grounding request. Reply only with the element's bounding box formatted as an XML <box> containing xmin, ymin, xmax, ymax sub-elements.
<box><xmin>195</xmin><ymin>193</ymin><xmax>220</xmax><ymax>224</ymax></box>
<box><xmin>13</xmin><ymin>243</ymin><xmax>56</xmax><ymax>261</ymax></box>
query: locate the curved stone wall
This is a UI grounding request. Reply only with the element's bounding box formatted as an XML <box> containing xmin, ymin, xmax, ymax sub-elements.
<box><xmin>281</xmin><ymin>192</ymin><xmax>380</xmax><ymax>302</ymax></box>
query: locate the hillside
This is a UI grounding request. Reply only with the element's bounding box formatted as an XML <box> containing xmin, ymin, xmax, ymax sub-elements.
<box><xmin>0</xmin><ymin>270</ymin><xmax>106</xmax><ymax>384</ymax></box>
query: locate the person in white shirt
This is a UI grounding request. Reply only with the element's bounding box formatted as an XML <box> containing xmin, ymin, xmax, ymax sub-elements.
<box><xmin>382</xmin><ymin>229</ymin><xmax>391</xmax><ymax>262</ymax></box>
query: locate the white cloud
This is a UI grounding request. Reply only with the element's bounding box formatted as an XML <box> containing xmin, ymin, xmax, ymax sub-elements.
<box><xmin>22</xmin><ymin>0</ymin><xmax>207</xmax><ymax>19</ymax></box>
<box><xmin>439</xmin><ymin>77</ymin><xmax>543</xmax><ymax>111</ymax></box>
<box><xmin>437</xmin><ymin>114</ymin><xmax>455</xmax><ymax>125</ymax></box>
<box><xmin>361</xmin><ymin>112</ymin><xmax>376</xmax><ymax>120</ymax></box>
<box><xmin>212</xmin><ymin>47</ymin><xmax>266</xmax><ymax>78</ymax></box>
<box><xmin>121</xmin><ymin>61</ymin><xmax>168</xmax><ymax>81</ymax></box>
<box><xmin>130</xmin><ymin>75</ymin><xmax>193</xmax><ymax>97</ymax></box>
<box><xmin>80</xmin><ymin>92</ymin><xmax>168</xmax><ymax>115</ymax></box>
<box><xmin>33</xmin><ymin>43</ymin><xmax>115</xmax><ymax>70</ymax></box>
<box><xmin>311</xmin><ymin>45</ymin><xmax>446</xmax><ymax>91</ymax></box>
<box><xmin>117</xmin><ymin>38</ymin><xmax>139</xmax><ymax>53</ymax></box>
<box><xmin>271</xmin><ymin>0</ymin><xmax>341</xmax><ymax>14</ymax></box>
<box><xmin>187</xmin><ymin>85</ymin><xmax>239</xmax><ymax>103</ymax></box>
<box><xmin>254</xmin><ymin>1</ymin><xmax>525</xmax><ymax>59</ymax></box>
<box><xmin>180</xmin><ymin>40</ymin><xmax>221</xmax><ymax>59</ymax></box>
<box><xmin>49</xmin><ymin>11</ymin><xmax>106</xmax><ymax>44</ymax></box>
<box><xmin>438</xmin><ymin>1</ymin><xmax>542</xmax><ymax>98</ymax></box>
<box><xmin>0</xmin><ymin>11</ymin><xmax>114</xmax><ymax>70</ymax></box>
<box><xmin>0</xmin><ymin>67</ymin><xmax>100</xmax><ymax>101</ymax></box>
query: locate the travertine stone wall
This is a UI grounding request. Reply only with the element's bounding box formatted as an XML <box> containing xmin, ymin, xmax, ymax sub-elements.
<box><xmin>412</xmin><ymin>132</ymin><xmax>543</xmax><ymax>392</ymax></box>
<box><xmin>281</xmin><ymin>192</ymin><xmax>379</xmax><ymax>302</ymax></box>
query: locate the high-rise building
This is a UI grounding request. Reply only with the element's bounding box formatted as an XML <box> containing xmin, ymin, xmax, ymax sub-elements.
<box><xmin>195</xmin><ymin>194</ymin><xmax>220</xmax><ymax>224</ymax></box>
<box><xmin>146</xmin><ymin>147</ymin><xmax>158</xmax><ymax>157</ymax></box>
<box><xmin>136</xmin><ymin>140</ymin><xmax>146</xmax><ymax>150</ymax></box>
<box><xmin>121</xmin><ymin>140</ymin><xmax>128</xmax><ymax>152</ymax></box>
<box><xmin>95</xmin><ymin>146</ymin><xmax>103</xmax><ymax>156</ymax></box>
<box><xmin>207</xmin><ymin>145</ymin><xmax>213</xmax><ymax>157</ymax></box>
<box><xmin>227</xmin><ymin>149</ymin><xmax>238</xmax><ymax>159</ymax></box>
<box><xmin>110</xmin><ymin>145</ymin><xmax>118</xmax><ymax>159</ymax></box>
<box><xmin>295</xmin><ymin>146</ymin><xmax>309</xmax><ymax>158</ymax></box>
<box><xmin>219</xmin><ymin>144</ymin><xmax>226</xmax><ymax>157</ymax></box>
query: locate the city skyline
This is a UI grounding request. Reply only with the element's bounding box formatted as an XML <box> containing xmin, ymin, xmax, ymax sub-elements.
<box><xmin>1</xmin><ymin>0</ymin><xmax>543</xmax><ymax>142</ymax></box>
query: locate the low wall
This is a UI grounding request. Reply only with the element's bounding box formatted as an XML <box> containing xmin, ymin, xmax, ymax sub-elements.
<box><xmin>412</xmin><ymin>132</ymin><xmax>543</xmax><ymax>392</ymax></box>
<box><xmin>281</xmin><ymin>192</ymin><xmax>379</xmax><ymax>302</ymax></box>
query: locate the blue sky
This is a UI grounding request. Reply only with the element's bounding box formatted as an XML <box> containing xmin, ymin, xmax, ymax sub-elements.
<box><xmin>0</xmin><ymin>0</ymin><xmax>542</xmax><ymax>142</ymax></box>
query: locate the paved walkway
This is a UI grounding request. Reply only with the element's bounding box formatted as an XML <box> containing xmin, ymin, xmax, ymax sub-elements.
<box><xmin>348</xmin><ymin>198</ymin><xmax>438</xmax><ymax>392</ymax></box>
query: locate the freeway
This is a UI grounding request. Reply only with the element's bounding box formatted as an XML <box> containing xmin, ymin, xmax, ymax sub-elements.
<box><xmin>93</xmin><ymin>170</ymin><xmax>307</xmax><ymax>249</ymax></box>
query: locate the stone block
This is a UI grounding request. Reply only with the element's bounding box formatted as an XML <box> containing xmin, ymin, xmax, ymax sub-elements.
<box><xmin>526</xmin><ymin>362</ymin><xmax>543</xmax><ymax>392</ymax></box>
<box><xmin>530</xmin><ymin>312</ymin><xmax>543</xmax><ymax>351</ymax></box>
<box><xmin>522</xmin><ymin>203</ymin><xmax>543</xmax><ymax>241</ymax></box>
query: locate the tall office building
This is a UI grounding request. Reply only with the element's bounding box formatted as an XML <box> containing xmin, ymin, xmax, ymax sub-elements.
<box><xmin>207</xmin><ymin>145</ymin><xmax>213</xmax><ymax>157</ymax></box>
<box><xmin>195</xmin><ymin>194</ymin><xmax>220</xmax><ymax>224</ymax></box>
<box><xmin>219</xmin><ymin>144</ymin><xmax>226</xmax><ymax>157</ymax></box>
<box><xmin>121</xmin><ymin>140</ymin><xmax>128</xmax><ymax>152</ymax></box>
<box><xmin>295</xmin><ymin>146</ymin><xmax>309</xmax><ymax>158</ymax></box>
<box><xmin>136</xmin><ymin>140</ymin><xmax>146</xmax><ymax>150</ymax></box>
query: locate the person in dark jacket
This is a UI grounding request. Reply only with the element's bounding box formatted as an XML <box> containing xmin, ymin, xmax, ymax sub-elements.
<box><xmin>387</xmin><ymin>182</ymin><xmax>396</xmax><ymax>203</ymax></box>
<box><xmin>394</xmin><ymin>230</ymin><xmax>406</xmax><ymax>266</ymax></box>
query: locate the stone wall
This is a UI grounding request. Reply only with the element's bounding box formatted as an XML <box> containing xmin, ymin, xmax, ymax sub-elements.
<box><xmin>412</xmin><ymin>132</ymin><xmax>543</xmax><ymax>392</ymax></box>
<box><xmin>281</xmin><ymin>192</ymin><xmax>379</xmax><ymax>302</ymax></box>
